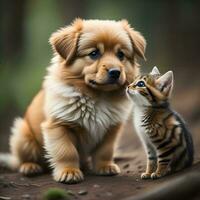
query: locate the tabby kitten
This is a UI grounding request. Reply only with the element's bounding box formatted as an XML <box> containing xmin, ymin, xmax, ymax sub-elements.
<box><xmin>127</xmin><ymin>67</ymin><xmax>193</xmax><ymax>179</ymax></box>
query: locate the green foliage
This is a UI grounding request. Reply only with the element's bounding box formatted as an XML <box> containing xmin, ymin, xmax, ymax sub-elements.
<box><xmin>42</xmin><ymin>188</ymin><xmax>69</xmax><ymax>200</ymax></box>
<box><xmin>0</xmin><ymin>0</ymin><xmax>62</xmax><ymax>112</ymax></box>
<box><xmin>1</xmin><ymin>0</ymin><xmax>198</xmax><ymax>115</ymax></box>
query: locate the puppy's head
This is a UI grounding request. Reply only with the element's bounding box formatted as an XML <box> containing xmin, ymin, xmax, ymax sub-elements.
<box><xmin>49</xmin><ymin>19</ymin><xmax>146</xmax><ymax>92</ymax></box>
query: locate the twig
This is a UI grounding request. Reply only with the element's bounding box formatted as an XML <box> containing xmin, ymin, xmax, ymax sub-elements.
<box><xmin>0</xmin><ymin>196</ymin><xmax>11</xmax><ymax>200</ymax></box>
<box><xmin>9</xmin><ymin>182</ymin><xmax>41</xmax><ymax>187</ymax></box>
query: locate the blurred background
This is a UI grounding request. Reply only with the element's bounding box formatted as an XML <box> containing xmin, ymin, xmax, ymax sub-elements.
<box><xmin>0</xmin><ymin>0</ymin><xmax>200</xmax><ymax>156</ymax></box>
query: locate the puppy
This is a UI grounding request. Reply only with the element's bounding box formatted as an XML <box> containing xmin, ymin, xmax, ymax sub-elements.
<box><xmin>0</xmin><ymin>19</ymin><xmax>146</xmax><ymax>183</ymax></box>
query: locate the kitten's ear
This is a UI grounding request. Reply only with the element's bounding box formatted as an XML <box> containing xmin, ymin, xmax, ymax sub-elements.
<box><xmin>49</xmin><ymin>18</ymin><xmax>83</xmax><ymax>64</ymax></box>
<box><xmin>150</xmin><ymin>66</ymin><xmax>160</xmax><ymax>76</ymax></box>
<box><xmin>156</xmin><ymin>71</ymin><xmax>174</xmax><ymax>97</ymax></box>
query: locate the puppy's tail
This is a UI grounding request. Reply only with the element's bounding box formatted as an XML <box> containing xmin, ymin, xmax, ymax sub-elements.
<box><xmin>0</xmin><ymin>153</ymin><xmax>19</xmax><ymax>170</ymax></box>
<box><xmin>0</xmin><ymin>118</ymin><xmax>22</xmax><ymax>170</ymax></box>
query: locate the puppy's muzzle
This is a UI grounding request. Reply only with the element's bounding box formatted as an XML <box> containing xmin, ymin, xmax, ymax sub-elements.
<box><xmin>108</xmin><ymin>68</ymin><xmax>121</xmax><ymax>83</ymax></box>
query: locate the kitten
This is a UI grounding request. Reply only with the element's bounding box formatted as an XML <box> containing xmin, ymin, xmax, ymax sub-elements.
<box><xmin>127</xmin><ymin>66</ymin><xmax>194</xmax><ymax>179</ymax></box>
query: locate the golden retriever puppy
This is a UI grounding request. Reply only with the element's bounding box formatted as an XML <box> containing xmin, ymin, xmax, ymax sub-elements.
<box><xmin>0</xmin><ymin>19</ymin><xmax>146</xmax><ymax>183</ymax></box>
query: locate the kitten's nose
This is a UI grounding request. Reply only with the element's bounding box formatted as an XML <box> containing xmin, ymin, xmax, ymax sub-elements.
<box><xmin>108</xmin><ymin>68</ymin><xmax>121</xmax><ymax>80</ymax></box>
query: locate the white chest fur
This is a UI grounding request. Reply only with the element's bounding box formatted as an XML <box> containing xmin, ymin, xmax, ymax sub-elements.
<box><xmin>44</xmin><ymin>79</ymin><xmax>131</xmax><ymax>145</ymax></box>
<box><xmin>132</xmin><ymin>105</ymin><xmax>152</xmax><ymax>152</ymax></box>
<box><xmin>133</xmin><ymin>106</ymin><xmax>145</xmax><ymax>136</ymax></box>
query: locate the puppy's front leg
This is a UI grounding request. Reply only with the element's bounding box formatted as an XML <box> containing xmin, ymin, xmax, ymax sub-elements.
<box><xmin>42</xmin><ymin>120</ymin><xmax>83</xmax><ymax>184</ymax></box>
<box><xmin>92</xmin><ymin>123</ymin><xmax>122</xmax><ymax>176</ymax></box>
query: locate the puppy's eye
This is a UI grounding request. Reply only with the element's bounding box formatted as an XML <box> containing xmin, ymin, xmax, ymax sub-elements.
<box><xmin>136</xmin><ymin>81</ymin><xmax>145</xmax><ymax>87</ymax></box>
<box><xmin>88</xmin><ymin>49</ymin><xmax>101</xmax><ymax>60</ymax></box>
<box><xmin>116</xmin><ymin>50</ymin><xmax>125</xmax><ymax>61</ymax></box>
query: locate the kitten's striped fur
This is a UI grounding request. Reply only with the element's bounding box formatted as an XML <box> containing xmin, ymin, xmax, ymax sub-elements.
<box><xmin>127</xmin><ymin>67</ymin><xmax>193</xmax><ymax>179</ymax></box>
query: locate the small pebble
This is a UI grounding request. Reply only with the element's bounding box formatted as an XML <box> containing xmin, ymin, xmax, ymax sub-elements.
<box><xmin>78</xmin><ymin>190</ymin><xmax>88</xmax><ymax>195</ymax></box>
<box><xmin>66</xmin><ymin>190</ymin><xmax>75</xmax><ymax>196</ymax></box>
<box><xmin>93</xmin><ymin>184</ymin><xmax>100</xmax><ymax>188</ymax></box>
<box><xmin>105</xmin><ymin>192</ymin><xmax>112</xmax><ymax>196</ymax></box>
<box><xmin>22</xmin><ymin>194</ymin><xmax>30</xmax><ymax>199</ymax></box>
<box><xmin>135</xmin><ymin>178</ymin><xmax>139</xmax><ymax>182</ymax></box>
<box><xmin>0</xmin><ymin>196</ymin><xmax>11</xmax><ymax>200</ymax></box>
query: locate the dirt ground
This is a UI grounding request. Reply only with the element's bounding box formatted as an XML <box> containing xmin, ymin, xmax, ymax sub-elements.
<box><xmin>1</xmin><ymin>161</ymin><xmax>200</xmax><ymax>200</ymax></box>
<box><xmin>1</xmin><ymin>115</ymin><xmax>200</xmax><ymax>200</ymax></box>
<box><xmin>1</xmin><ymin>87</ymin><xmax>200</xmax><ymax>200</ymax></box>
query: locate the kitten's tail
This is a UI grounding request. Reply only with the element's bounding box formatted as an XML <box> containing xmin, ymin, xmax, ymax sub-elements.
<box><xmin>0</xmin><ymin>153</ymin><xmax>19</xmax><ymax>170</ymax></box>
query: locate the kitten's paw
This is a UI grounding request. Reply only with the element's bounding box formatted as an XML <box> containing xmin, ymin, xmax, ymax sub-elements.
<box><xmin>53</xmin><ymin>167</ymin><xmax>84</xmax><ymax>184</ymax></box>
<box><xmin>141</xmin><ymin>172</ymin><xmax>151</xmax><ymax>179</ymax></box>
<box><xmin>151</xmin><ymin>172</ymin><xmax>163</xmax><ymax>179</ymax></box>
<box><xmin>95</xmin><ymin>163</ymin><xmax>121</xmax><ymax>176</ymax></box>
<box><xmin>19</xmin><ymin>162</ymin><xmax>43</xmax><ymax>176</ymax></box>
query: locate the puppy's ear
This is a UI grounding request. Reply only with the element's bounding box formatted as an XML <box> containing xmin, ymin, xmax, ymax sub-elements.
<box><xmin>121</xmin><ymin>20</ymin><xmax>146</xmax><ymax>60</ymax></box>
<box><xmin>49</xmin><ymin>18</ymin><xmax>83</xmax><ymax>64</ymax></box>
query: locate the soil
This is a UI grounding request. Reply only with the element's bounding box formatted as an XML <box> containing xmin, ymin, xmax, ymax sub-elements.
<box><xmin>1</xmin><ymin>111</ymin><xmax>200</xmax><ymax>200</ymax></box>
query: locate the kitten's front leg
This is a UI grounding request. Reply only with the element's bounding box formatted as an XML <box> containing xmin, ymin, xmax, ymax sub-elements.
<box><xmin>151</xmin><ymin>160</ymin><xmax>169</xmax><ymax>179</ymax></box>
<box><xmin>151</xmin><ymin>132</ymin><xmax>181</xmax><ymax>179</ymax></box>
<box><xmin>141</xmin><ymin>147</ymin><xmax>157</xmax><ymax>179</ymax></box>
<box><xmin>42</xmin><ymin>120</ymin><xmax>84</xmax><ymax>184</ymax></box>
<box><xmin>141</xmin><ymin>158</ymin><xmax>157</xmax><ymax>179</ymax></box>
<box><xmin>151</xmin><ymin>149</ymin><xmax>172</xmax><ymax>179</ymax></box>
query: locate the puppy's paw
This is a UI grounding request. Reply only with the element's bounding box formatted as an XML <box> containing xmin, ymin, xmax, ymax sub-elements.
<box><xmin>141</xmin><ymin>172</ymin><xmax>151</xmax><ymax>179</ymax></box>
<box><xmin>95</xmin><ymin>163</ymin><xmax>121</xmax><ymax>176</ymax></box>
<box><xmin>19</xmin><ymin>162</ymin><xmax>43</xmax><ymax>176</ymax></box>
<box><xmin>151</xmin><ymin>172</ymin><xmax>164</xmax><ymax>179</ymax></box>
<box><xmin>53</xmin><ymin>167</ymin><xmax>84</xmax><ymax>184</ymax></box>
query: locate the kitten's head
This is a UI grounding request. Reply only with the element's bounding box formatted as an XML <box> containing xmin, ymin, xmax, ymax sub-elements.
<box><xmin>127</xmin><ymin>66</ymin><xmax>174</xmax><ymax>107</ymax></box>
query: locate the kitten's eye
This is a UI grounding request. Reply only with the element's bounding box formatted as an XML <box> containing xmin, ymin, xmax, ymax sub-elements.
<box><xmin>88</xmin><ymin>49</ymin><xmax>101</xmax><ymax>60</ymax></box>
<box><xmin>116</xmin><ymin>50</ymin><xmax>125</xmax><ymax>61</ymax></box>
<box><xmin>136</xmin><ymin>81</ymin><xmax>145</xmax><ymax>87</ymax></box>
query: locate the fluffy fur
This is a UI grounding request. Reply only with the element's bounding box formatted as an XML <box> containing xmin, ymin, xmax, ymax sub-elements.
<box><xmin>0</xmin><ymin>19</ymin><xmax>146</xmax><ymax>183</ymax></box>
<box><xmin>127</xmin><ymin>67</ymin><xmax>193</xmax><ymax>179</ymax></box>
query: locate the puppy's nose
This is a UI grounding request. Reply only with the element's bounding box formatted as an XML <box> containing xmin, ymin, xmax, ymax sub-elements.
<box><xmin>108</xmin><ymin>68</ymin><xmax>121</xmax><ymax>80</ymax></box>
